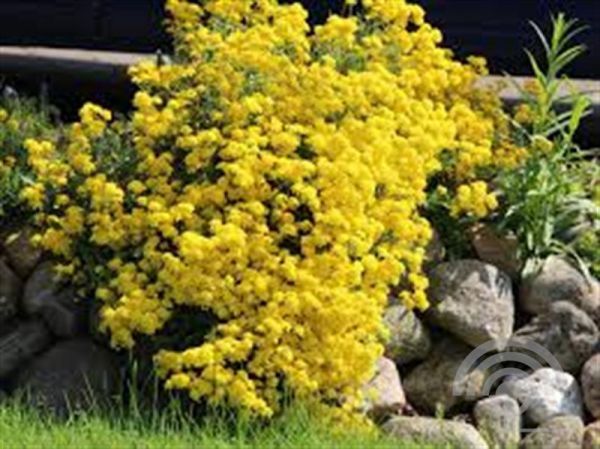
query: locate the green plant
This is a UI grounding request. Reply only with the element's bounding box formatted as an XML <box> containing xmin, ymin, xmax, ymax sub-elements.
<box><xmin>0</xmin><ymin>395</ymin><xmax>441</xmax><ymax>449</ymax></box>
<box><xmin>493</xmin><ymin>13</ymin><xmax>598</xmax><ymax>276</ymax></box>
<box><xmin>571</xmin><ymin>157</ymin><xmax>600</xmax><ymax>277</ymax></box>
<box><xmin>0</xmin><ymin>91</ymin><xmax>59</xmax><ymax>226</ymax></box>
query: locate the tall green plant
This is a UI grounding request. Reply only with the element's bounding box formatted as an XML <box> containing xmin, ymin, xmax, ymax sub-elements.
<box><xmin>495</xmin><ymin>14</ymin><xmax>598</xmax><ymax>276</ymax></box>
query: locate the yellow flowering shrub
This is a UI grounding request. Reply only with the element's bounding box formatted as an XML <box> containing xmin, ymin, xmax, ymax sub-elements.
<box><xmin>18</xmin><ymin>0</ymin><xmax>522</xmax><ymax>420</ymax></box>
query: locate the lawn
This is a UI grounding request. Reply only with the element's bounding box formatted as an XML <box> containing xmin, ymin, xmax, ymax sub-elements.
<box><xmin>0</xmin><ymin>401</ymin><xmax>439</xmax><ymax>449</ymax></box>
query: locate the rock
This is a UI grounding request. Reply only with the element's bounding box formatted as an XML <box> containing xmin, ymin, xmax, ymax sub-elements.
<box><xmin>23</xmin><ymin>262</ymin><xmax>87</xmax><ymax>337</ymax></box>
<box><xmin>363</xmin><ymin>357</ymin><xmax>406</xmax><ymax>420</ymax></box>
<box><xmin>510</xmin><ymin>301</ymin><xmax>598</xmax><ymax>374</ymax></box>
<box><xmin>403</xmin><ymin>338</ymin><xmax>488</xmax><ymax>414</ymax></box>
<box><xmin>470</xmin><ymin>224</ymin><xmax>522</xmax><ymax>280</ymax></box>
<box><xmin>520</xmin><ymin>415</ymin><xmax>584</xmax><ymax>449</ymax></box>
<box><xmin>583</xmin><ymin>421</ymin><xmax>600</xmax><ymax>449</ymax></box>
<box><xmin>40</xmin><ymin>288</ymin><xmax>88</xmax><ymax>338</ymax></box>
<box><xmin>503</xmin><ymin>368</ymin><xmax>584</xmax><ymax>426</ymax></box>
<box><xmin>383</xmin><ymin>416</ymin><xmax>489</xmax><ymax>449</ymax></box>
<box><xmin>582</xmin><ymin>354</ymin><xmax>600</xmax><ymax>418</ymax></box>
<box><xmin>22</xmin><ymin>261</ymin><xmax>61</xmax><ymax>316</ymax></box>
<box><xmin>14</xmin><ymin>338</ymin><xmax>121</xmax><ymax>416</ymax></box>
<box><xmin>427</xmin><ymin>260</ymin><xmax>514</xmax><ymax>350</ymax></box>
<box><xmin>474</xmin><ymin>395</ymin><xmax>520</xmax><ymax>449</ymax></box>
<box><xmin>383</xmin><ymin>305</ymin><xmax>432</xmax><ymax>366</ymax></box>
<box><xmin>520</xmin><ymin>256</ymin><xmax>600</xmax><ymax>324</ymax></box>
<box><xmin>0</xmin><ymin>320</ymin><xmax>52</xmax><ymax>379</ymax></box>
<box><xmin>1</xmin><ymin>228</ymin><xmax>42</xmax><ymax>279</ymax></box>
<box><xmin>0</xmin><ymin>258</ymin><xmax>22</xmax><ymax>324</ymax></box>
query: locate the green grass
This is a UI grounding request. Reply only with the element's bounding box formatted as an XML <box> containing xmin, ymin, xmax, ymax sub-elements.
<box><xmin>0</xmin><ymin>399</ymin><xmax>439</xmax><ymax>449</ymax></box>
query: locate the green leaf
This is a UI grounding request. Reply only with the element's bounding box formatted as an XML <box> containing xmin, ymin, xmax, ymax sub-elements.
<box><xmin>568</xmin><ymin>95</ymin><xmax>591</xmax><ymax>139</ymax></box>
<box><xmin>550</xmin><ymin>44</ymin><xmax>586</xmax><ymax>77</ymax></box>
<box><xmin>525</xmin><ymin>50</ymin><xmax>547</xmax><ymax>85</ymax></box>
<box><xmin>529</xmin><ymin>20</ymin><xmax>551</xmax><ymax>60</ymax></box>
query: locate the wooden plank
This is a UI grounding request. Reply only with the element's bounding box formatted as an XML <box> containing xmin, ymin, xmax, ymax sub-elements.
<box><xmin>1</xmin><ymin>46</ymin><xmax>597</xmax><ymax>104</ymax></box>
<box><xmin>0</xmin><ymin>45</ymin><xmax>596</xmax><ymax>145</ymax></box>
<box><xmin>479</xmin><ymin>76</ymin><xmax>600</xmax><ymax>105</ymax></box>
<box><xmin>0</xmin><ymin>46</ymin><xmax>149</xmax><ymax>69</ymax></box>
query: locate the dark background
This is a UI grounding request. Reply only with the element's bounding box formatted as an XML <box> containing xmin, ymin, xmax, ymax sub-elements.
<box><xmin>0</xmin><ymin>0</ymin><xmax>598</xmax><ymax>77</ymax></box>
<box><xmin>0</xmin><ymin>0</ymin><xmax>598</xmax><ymax>139</ymax></box>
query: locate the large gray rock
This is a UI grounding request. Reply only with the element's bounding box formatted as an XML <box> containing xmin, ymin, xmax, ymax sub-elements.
<box><xmin>474</xmin><ymin>395</ymin><xmax>521</xmax><ymax>449</ymax></box>
<box><xmin>403</xmin><ymin>339</ymin><xmax>488</xmax><ymax>414</ymax></box>
<box><xmin>383</xmin><ymin>416</ymin><xmax>489</xmax><ymax>449</ymax></box>
<box><xmin>520</xmin><ymin>415</ymin><xmax>584</xmax><ymax>449</ymax></box>
<box><xmin>510</xmin><ymin>301</ymin><xmax>599</xmax><ymax>374</ymax></box>
<box><xmin>1</xmin><ymin>228</ymin><xmax>42</xmax><ymax>279</ymax></box>
<box><xmin>582</xmin><ymin>354</ymin><xmax>600</xmax><ymax>418</ymax></box>
<box><xmin>23</xmin><ymin>262</ymin><xmax>87</xmax><ymax>337</ymax></box>
<box><xmin>0</xmin><ymin>258</ymin><xmax>22</xmax><ymax>325</ymax></box>
<box><xmin>520</xmin><ymin>256</ymin><xmax>600</xmax><ymax>323</ymax></box>
<box><xmin>362</xmin><ymin>357</ymin><xmax>406</xmax><ymax>420</ymax></box>
<box><xmin>503</xmin><ymin>368</ymin><xmax>584</xmax><ymax>426</ymax></box>
<box><xmin>583</xmin><ymin>421</ymin><xmax>600</xmax><ymax>449</ymax></box>
<box><xmin>427</xmin><ymin>260</ymin><xmax>514</xmax><ymax>350</ymax></box>
<box><xmin>14</xmin><ymin>338</ymin><xmax>121</xmax><ymax>416</ymax></box>
<box><xmin>0</xmin><ymin>320</ymin><xmax>52</xmax><ymax>379</ymax></box>
<box><xmin>383</xmin><ymin>305</ymin><xmax>432</xmax><ymax>366</ymax></box>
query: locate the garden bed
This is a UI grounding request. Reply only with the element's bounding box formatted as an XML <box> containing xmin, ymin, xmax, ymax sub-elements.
<box><xmin>0</xmin><ymin>2</ymin><xmax>599</xmax><ymax>449</ymax></box>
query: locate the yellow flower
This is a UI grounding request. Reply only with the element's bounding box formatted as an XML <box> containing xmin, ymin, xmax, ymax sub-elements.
<box><xmin>21</xmin><ymin>183</ymin><xmax>45</xmax><ymax>209</ymax></box>
<box><xmin>20</xmin><ymin>0</ymin><xmax>516</xmax><ymax>423</ymax></box>
<box><xmin>514</xmin><ymin>103</ymin><xmax>534</xmax><ymax>124</ymax></box>
<box><xmin>451</xmin><ymin>181</ymin><xmax>498</xmax><ymax>218</ymax></box>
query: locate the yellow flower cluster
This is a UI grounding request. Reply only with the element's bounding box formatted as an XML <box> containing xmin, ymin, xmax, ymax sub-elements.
<box><xmin>450</xmin><ymin>181</ymin><xmax>498</xmax><ymax>218</ymax></box>
<box><xmin>20</xmin><ymin>0</ymin><xmax>515</xmax><ymax>419</ymax></box>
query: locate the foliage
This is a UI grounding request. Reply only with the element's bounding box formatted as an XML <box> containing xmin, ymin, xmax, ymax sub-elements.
<box><xmin>571</xmin><ymin>158</ymin><xmax>600</xmax><ymax>277</ymax></box>
<box><xmin>7</xmin><ymin>0</ymin><xmax>521</xmax><ymax>421</ymax></box>
<box><xmin>0</xmin><ymin>92</ymin><xmax>58</xmax><ymax>227</ymax></box>
<box><xmin>2</xmin><ymin>0</ymin><xmax>595</xmax><ymax>428</ymax></box>
<box><xmin>492</xmin><ymin>14</ymin><xmax>599</xmax><ymax>276</ymax></box>
<box><xmin>422</xmin><ymin>14</ymin><xmax>599</xmax><ymax>271</ymax></box>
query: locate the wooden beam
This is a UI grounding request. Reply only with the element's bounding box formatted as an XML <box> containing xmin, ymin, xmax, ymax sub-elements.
<box><xmin>0</xmin><ymin>46</ymin><xmax>598</xmax><ymax>104</ymax></box>
<box><xmin>478</xmin><ymin>75</ymin><xmax>600</xmax><ymax>105</ymax></box>
<box><xmin>0</xmin><ymin>46</ymin><xmax>597</xmax><ymax>145</ymax></box>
